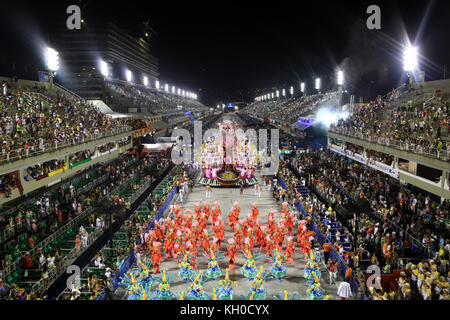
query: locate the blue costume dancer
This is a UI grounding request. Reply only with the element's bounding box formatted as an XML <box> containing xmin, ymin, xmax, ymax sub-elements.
<box><xmin>203</xmin><ymin>249</ymin><xmax>224</xmax><ymax>281</ymax></box>
<box><xmin>187</xmin><ymin>271</ymin><xmax>209</xmax><ymax>300</ymax></box>
<box><xmin>241</xmin><ymin>250</ymin><xmax>261</xmax><ymax>280</ymax></box>
<box><xmin>215</xmin><ymin>268</ymin><xmax>237</xmax><ymax>300</ymax></box>
<box><xmin>267</xmin><ymin>249</ymin><xmax>287</xmax><ymax>282</ymax></box>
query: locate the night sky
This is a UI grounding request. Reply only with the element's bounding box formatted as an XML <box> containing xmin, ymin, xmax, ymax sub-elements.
<box><xmin>1</xmin><ymin>0</ymin><xmax>450</xmax><ymax>106</ymax></box>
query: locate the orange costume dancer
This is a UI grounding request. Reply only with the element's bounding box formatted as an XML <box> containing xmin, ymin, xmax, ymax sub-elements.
<box><xmin>151</xmin><ymin>242</ymin><xmax>162</xmax><ymax>274</ymax></box>
<box><xmin>194</xmin><ymin>202</ymin><xmax>202</xmax><ymax>221</ymax></box>
<box><xmin>234</xmin><ymin>224</ymin><xmax>243</xmax><ymax>249</ymax></box>
<box><xmin>228</xmin><ymin>209</ymin><xmax>237</xmax><ymax>230</ymax></box>
<box><xmin>268</xmin><ymin>211</ymin><xmax>276</xmax><ymax>235</ymax></box>
<box><xmin>284</xmin><ymin>236</ymin><xmax>295</xmax><ymax>264</ymax></box>
<box><xmin>264</xmin><ymin>235</ymin><xmax>274</xmax><ymax>257</ymax></box>
<box><xmin>201</xmin><ymin>229</ymin><xmax>211</xmax><ymax>253</ymax></box>
<box><xmin>184</xmin><ymin>210</ymin><xmax>193</xmax><ymax>230</ymax></box>
<box><xmin>226</xmin><ymin>239</ymin><xmax>239</xmax><ymax>270</ymax></box>
<box><xmin>285</xmin><ymin>212</ymin><xmax>294</xmax><ymax>235</ymax></box>
<box><xmin>203</xmin><ymin>202</ymin><xmax>211</xmax><ymax>221</ymax></box>
<box><xmin>154</xmin><ymin>222</ymin><xmax>163</xmax><ymax>242</ymax></box>
<box><xmin>251</xmin><ymin>202</ymin><xmax>259</xmax><ymax>220</ymax></box>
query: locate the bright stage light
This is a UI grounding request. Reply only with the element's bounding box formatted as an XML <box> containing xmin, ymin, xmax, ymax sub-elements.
<box><xmin>300</xmin><ymin>82</ymin><xmax>305</xmax><ymax>93</ymax></box>
<box><xmin>143</xmin><ymin>76</ymin><xmax>148</xmax><ymax>86</ymax></box>
<box><xmin>271</xmin><ymin>93</ymin><xmax>274</xmax><ymax>99</ymax></box>
<box><xmin>282</xmin><ymin>89</ymin><xmax>285</xmax><ymax>96</ymax></box>
<box><xmin>155</xmin><ymin>80</ymin><xmax>160</xmax><ymax>89</ymax></box>
<box><xmin>165</xmin><ymin>83</ymin><xmax>169</xmax><ymax>92</ymax></box>
<box><xmin>337</xmin><ymin>70</ymin><xmax>344</xmax><ymax>86</ymax></box>
<box><xmin>290</xmin><ymin>86</ymin><xmax>294</xmax><ymax>95</ymax></box>
<box><xmin>276</xmin><ymin>90</ymin><xmax>279</xmax><ymax>98</ymax></box>
<box><xmin>182</xmin><ymin>90</ymin><xmax>185</xmax><ymax>96</ymax></box>
<box><xmin>315</xmin><ymin>78</ymin><xmax>321</xmax><ymax>90</ymax></box>
<box><xmin>177</xmin><ymin>88</ymin><xmax>181</xmax><ymax>95</ymax></box>
<box><xmin>403</xmin><ymin>46</ymin><xmax>418</xmax><ymax>71</ymax></box>
<box><xmin>172</xmin><ymin>86</ymin><xmax>175</xmax><ymax>93</ymax></box>
<box><xmin>100</xmin><ymin>60</ymin><xmax>108</xmax><ymax>77</ymax></box>
<box><xmin>46</xmin><ymin>47</ymin><xmax>59</xmax><ymax>72</ymax></box>
<box><xmin>316</xmin><ymin>108</ymin><xmax>338</xmax><ymax>127</ymax></box>
<box><xmin>126</xmin><ymin>69</ymin><xmax>132</xmax><ymax>82</ymax></box>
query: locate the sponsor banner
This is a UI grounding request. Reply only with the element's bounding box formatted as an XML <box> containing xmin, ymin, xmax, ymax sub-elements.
<box><xmin>330</xmin><ymin>144</ymin><xmax>399</xmax><ymax>179</ymax></box>
<box><xmin>48</xmin><ymin>163</ymin><xmax>68</xmax><ymax>177</ymax></box>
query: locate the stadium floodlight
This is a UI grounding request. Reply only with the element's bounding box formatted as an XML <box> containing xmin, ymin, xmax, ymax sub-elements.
<box><xmin>290</xmin><ymin>86</ymin><xmax>294</xmax><ymax>95</ymax></box>
<box><xmin>182</xmin><ymin>90</ymin><xmax>185</xmax><ymax>96</ymax></box>
<box><xmin>143</xmin><ymin>76</ymin><xmax>148</xmax><ymax>86</ymax></box>
<box><xmin>282</xmin><ymin>89</ymin><xmax>286</xmax><ymax>97</ymax></box>
<box><xmin>100</xmin><ymin>60</ymin><xmax>108</xmax><ymax>78</ymax></box>
<box><xmin>165</xmin><ymin>83</ymin><xmax>169</xmax><ymax>92</ymax></box>
<box><xmin>300</xmin><ymin>82</ymin><xmax>305</xmax><ymax>93</ymax></box>
<box><xmin>276</xmin><ymin>90</ymin><xmax>279</xmax><ymax>98</ymax></box>
<box><xmin>403</xmin><ymin>46</ymin><xmax>418</xmax><ymax>72</ymax></box>
<box><xmin>172</xmin><ymin>86</ymin><xmax>175</xmax><ymax>94</ymax></box>
<box><xmin>126</xmin><ymin>69</ymin><xmax>132</xmax><ymax>82</ymax></box>
<box><xmin>177</xmin><ymin>88</ymin><xmax>181</xmax><ymax>95</ymax></box>
<box><xmin>337</xmin><ymin>70</ymin><xmax>344</xmax><ymax>86</ymax></box>
<box><xmin>46</xmin><ymin>47</ymin><xmax>59</xmax><ymax>72</ymax></box>
<box><xmin>271</xmin><ymin>93</ymin><xmax>274</xmax><ymax>99</ymax></box>
<box><xmin>315</xmin><ymin>78</ymin><xmax>321</xmax><ymax>91</ymax></box>
<box><xmin>155</xmin><ymin>80</ymin><xmax>160</xmax><ymax>89</ymax></box>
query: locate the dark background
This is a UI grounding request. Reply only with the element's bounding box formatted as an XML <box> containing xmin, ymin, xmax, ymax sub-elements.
<box><xmin>1</xmin><ymin>0</ymin><xmax>450</xmax><ymax>106</ymax></box>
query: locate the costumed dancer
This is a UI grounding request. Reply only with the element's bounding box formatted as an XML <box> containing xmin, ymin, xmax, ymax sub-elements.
<box><xmin>226</xmin><ymin>238</ymin><xmax>239</xmax><ymax>270</ymax></box>
<box><xmin>151</xmin><ymin>270</ymin><xmax>176</xmax><ymax>300</ymax></box>
<box><xmin>306</xmin><ymin>272</ymin><xmax>329</xmax><ymax>300</ymax></box>
<box><xmin>187</xmin><ymin>271</ymin><xmax>209</xmax><ymax>300</ymax></box>
<box><xmin>177</xmin><ymin>251</ymin><xmax>195</xmax><ymax>283</ymax></box>
<box><xmin>246</xmin><ymin>267</ymin><xmax>271</xmax><ymax>300</ymax></box>
<box><xmin>216</xmin><ymin>268</ymin><xmax>237</xmax><ymax>300</ymax></box>
<box><xmin>267</xmin><ymin>249</ymin><xmax>287</xmax><ymax>282</ymax></box>
<box><xmin>284</xmin><ymin>236</ymin><xmax>295</xmax><ymax>264</ymax></box>
<box><xmin>204</xmin><ymin>249</ymin><xmax>224</xmax><ymax>280</ymax></box>
<box><xmin>241</xmin><ymin>249</ymin><xmax>260</xmax><ymax>280</ymax></box>
<box><xmin>274</xmin><ymin>290</ymin><xmax>301</xmax><ymax>300</ymax></box>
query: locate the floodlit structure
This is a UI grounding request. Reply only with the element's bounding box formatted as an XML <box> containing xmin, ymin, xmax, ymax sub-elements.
<box><xmin>46</xmin><ymin>47</ymin><xmax>60</xmax><ymax>72</ymax></box>
<box><xmin>403</xmin><ymin>46</ymin><xmax>418</xmax><ymax>72</ymax></box>
<box><xmin>100</xmin><ymin>60</ymin><xmax>109</xmax><ymax>78</ymax></box>
<box><xmin>337</xmin><ymin>70</ymin><xmax>344</xmax><ymax>86</ymax></box>
<box><xmin>315</xmin><ymin>78</ymin><xmax>321</xmax><ymax>91</ymax></box>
